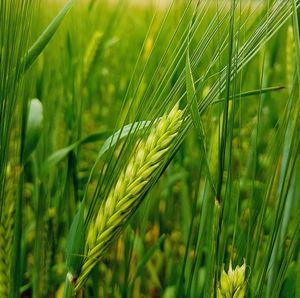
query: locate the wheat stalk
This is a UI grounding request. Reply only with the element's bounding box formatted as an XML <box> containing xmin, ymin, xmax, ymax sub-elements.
<box><xmin>72</xmin><ymin>104</ymin><xmax>183</xmax><ymax>291</ymax></box>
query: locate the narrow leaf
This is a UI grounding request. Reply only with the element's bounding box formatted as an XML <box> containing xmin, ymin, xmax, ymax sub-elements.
<box><xmin>43</xmin><ymin>130</ymin><xmax>108</xmax><ymax>171</ymax></box>
<box><xmin>97</xmin><ymin>120</ymin><xmax>152</xmax><ymax>158</ymax></box>
<box><xmin>213</xmin><ymin>86</ymin><xmax>285</xmax><ymax>104</ymax></box>
<box><xmin>22</xmin><ymin>0</ymin><xmax>76</xmax><ymax>72</ymax></box>
<box><xmin>65</xmin><ymin>201</ymin><xmax>85</xmax><ymax>275</ymax></box>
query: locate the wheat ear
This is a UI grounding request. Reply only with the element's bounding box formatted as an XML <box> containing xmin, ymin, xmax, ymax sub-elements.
<box><xmin>74</xmin><ymin>104</ymin><xmax>183</xmax><ymax>291</ymax></box>
<box><xmin>83</xmin><ymin>31</ymin><xmax>102</xmax><ymax>82</ymax></box>
<box><xmin>0</xmin><ymin>165</ymin><xmax>18</xmax><ymax>297</ymax></box>
<box><xmin>217</xmin><ymin>260</ymin><xmax>247</xmax><ymax>298</ymax></box>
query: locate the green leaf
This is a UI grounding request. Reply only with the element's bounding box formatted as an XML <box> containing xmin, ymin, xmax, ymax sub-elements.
<box><xmin>65</xmin><ymin>201</ymin><xmax>85</xmax><ymax>275</ymax></box>
<box><xmin>24</xmin><ymin>98</ymin><xmax>43</xmax><ymax>161</ymax></box>
<box><xmin>22</xmin><ymin>0</ymin><xmax>76</xmax><ymax>73</ymax></box>
<box><xmin>213</xmin><ymin>86</ymin><xmax>285</xmax><ymax>104</ymax></box>
<box><xmin>43</xmin><ymin>130</ymin><xmax>109</xmax><ymax>172</ymax></box>
<box><xmin>63</xmin><ymin>201</ymin><xmax>85</xmax><ymax>298</ymax></box>
<box><xmin>280</xmin><ymin>265</ymin><xmax>297</xmax><ymax>298</ymax></box>
<box><xmin>97</xmin><ymin>120</ymin><xmax>152</xmax><ymax>158</ymax></box>
<box><xmin>44</xmin><ymin>119</ymin><xmax>152</xmax><ymax>173</ymax></box>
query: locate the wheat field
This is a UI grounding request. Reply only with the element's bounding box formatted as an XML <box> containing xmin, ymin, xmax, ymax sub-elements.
<box><xmin>0</xmin><ymin>0</ymin><xmax>299</xmax><ymax>297</ymax></box>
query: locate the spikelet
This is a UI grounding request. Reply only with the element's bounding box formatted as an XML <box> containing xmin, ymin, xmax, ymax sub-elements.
<box><xmin>83</xmin><ymin>31</ymin><xmax>102</xmax><ymax>82</ymax></box>
<box><xmin>74</xmin><ymin>104</ymin><xmax>183</xmax><ymax>291</ymax></box>
<box><xmin>217</xmin><ymin>260</ymin><xmax>247</xmax><ymax>298</ymax></box>
<box><xmin>0</xmin><ymin>164</ymin><xmax>19</xmax><ymax>296</ymax></box>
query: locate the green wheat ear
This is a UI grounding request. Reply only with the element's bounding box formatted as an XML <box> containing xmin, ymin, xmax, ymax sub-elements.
<box><xmin>74</xmin><ymin>103</ymin><xmax>183</xmax><ymax>291</ymax></box>
<box><xmin>83</xmin><ymin>31</ymin><xmax>102</xmax><ymax>82</ymax></box>
<box><xmin>217</xmin><ymin>260</ymin><xmax>247</xmax><ymax>298</ymax></box>
<box><xmin>0</xmin><ymin>164</ymin><xmax>19</xmax><ymax>297</ymax></box>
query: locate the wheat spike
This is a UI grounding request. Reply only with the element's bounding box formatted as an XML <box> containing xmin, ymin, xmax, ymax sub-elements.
<box><xmin>0</xmin><ymin>165</ymin><xmax>18</xmax><ymax>297</ymax></box>
<box><xmin>0</xmin><ymin>220</ymin><xmax>10</xmax><ymax>297</ymax></box>
<box><xmin>217</xmin><ymin>260</ymin><xmax>247</xmax><ymax>298</ymax></box>
<box><xmin>74</xmin><ymin>104</ymin><xmax>183</xmax><ymax>291</ymax></box>
<box><xmin>83</xmin><ymin>31</ymin><xmax>102</xmax><ymax>82</ymax></box>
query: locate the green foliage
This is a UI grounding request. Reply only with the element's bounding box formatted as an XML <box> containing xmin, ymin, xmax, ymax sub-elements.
<box><xmin>0</xmin><ymin>0</ymin><xmax>299</xmax><ymax>297</ymax></box>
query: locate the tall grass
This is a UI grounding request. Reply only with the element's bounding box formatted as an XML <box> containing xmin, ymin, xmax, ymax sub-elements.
<box><xmin>0</xmin><ymin>0</ymin><xmax>299</xmax><ymax>297</ymax></box>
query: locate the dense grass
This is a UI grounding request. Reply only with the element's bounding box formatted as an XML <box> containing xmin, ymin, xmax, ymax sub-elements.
<box><xmin>0</xmin><ymin>0</ymin><xmax>299</xmax><ymax>297</ymax></box>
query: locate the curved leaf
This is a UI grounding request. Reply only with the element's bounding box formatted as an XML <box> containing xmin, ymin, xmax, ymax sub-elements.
<box><xmin>43</xmin><ymin>130</ymin><xmax>109</xmax><ymax>172</ymax></box>
<box><xmin>22</xmin><ymin>0</ymin><xmax>76</xmax><ymax>73</ymax></box>
<box><xmin>97</xmin><ymin>120</ymin><xmax>152</xmax><ymax>158</ymax></box>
